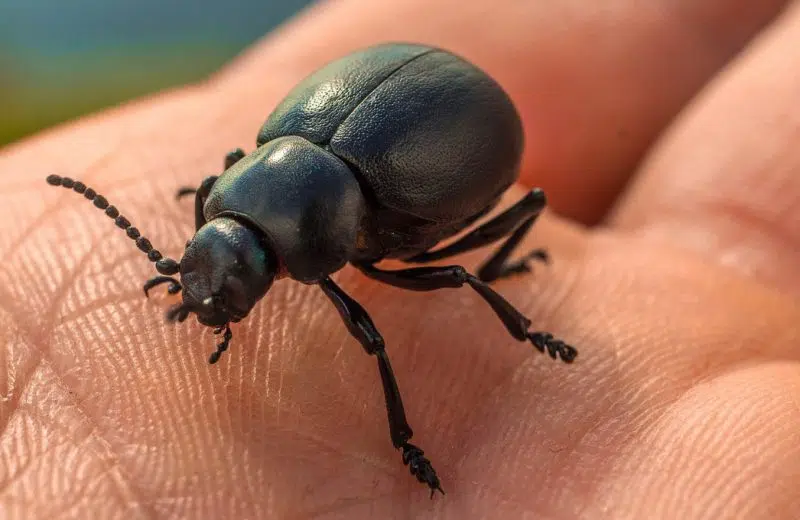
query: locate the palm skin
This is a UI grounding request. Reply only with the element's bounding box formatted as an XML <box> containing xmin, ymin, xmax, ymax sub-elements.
<box><xmin>1</xmin><ymin>0</ymin><xmax>799</xmax><ymax>518</ymax></box>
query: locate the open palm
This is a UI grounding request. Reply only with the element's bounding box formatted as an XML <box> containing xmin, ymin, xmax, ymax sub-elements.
<box><xmin>1</xmin><ymin>1</ymin><xmax>799</xmax><ymax>518</ymax></box>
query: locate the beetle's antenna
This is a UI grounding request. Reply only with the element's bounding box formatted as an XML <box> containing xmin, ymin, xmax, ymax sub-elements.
<box><xmin>209</xmin><ymin>325</ymin><xmax>232</xmax><ymax>364</ymax></box>
<box><xmin>46</xmin><ymin>175</ymin><xmax>180</xmax><ymax>276</ymax></box>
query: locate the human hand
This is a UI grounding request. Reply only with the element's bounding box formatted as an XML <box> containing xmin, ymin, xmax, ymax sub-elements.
<box><xmin>1</xmin><ymin>0</ymin><xmax>798</xmax><ymax>518</ymax></box>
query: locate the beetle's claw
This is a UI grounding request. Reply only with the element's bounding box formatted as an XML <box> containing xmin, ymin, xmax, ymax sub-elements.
<box><xmin>401</xmin><ymin>443</ymin><xmax>444</xmax><ymax>498</ymax></box>
<box><xmin>527</xmin><ymin>248</ymin><xmax>550</xmax><ymax>264</ymax></box>
<box><xmin>499</xmin><ymin>248</ymin><xmax>550</xmax><ymax>279</ymax></box>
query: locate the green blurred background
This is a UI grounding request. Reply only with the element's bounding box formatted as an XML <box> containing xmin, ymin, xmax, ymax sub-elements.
<box><xmin>0</xmin><ymin>0</ymin><xmax>316</xmax><ymax>146</ymax></box>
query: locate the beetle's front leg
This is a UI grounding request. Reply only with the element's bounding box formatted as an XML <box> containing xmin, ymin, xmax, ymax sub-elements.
<box><xmin>143</xmin><ymin>275</ymin><xmax>182</xmax><ymax>297</ymax></box>
<box><xmin>223</xmin><ymin>147</ymin><xmax>246</xmax><ymax>169</ymax></box>
<box><xmin>175</xmin><ymin>147</ymin><xmax>245</xmax><ymax>229</ymax></box>
<box><xmin>176</xmin><ymin>148</ymin><xmax>245</xmax><ymax>200</ymax></box>
<box><xmin>174</xmin><ymin>175</ymin><xmax>218</xmax><ymax>230</ymax></box>
<box><xmin>318</xmin><ymin>277</ymin><xmax>444</xmax><ymax>497</ymax></box>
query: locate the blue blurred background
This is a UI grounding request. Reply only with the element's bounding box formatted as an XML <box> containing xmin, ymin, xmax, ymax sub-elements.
<box><xmin>0</xmin><ymin>0</ymin><xmax>316</xmax><ymax>146</ymax></box>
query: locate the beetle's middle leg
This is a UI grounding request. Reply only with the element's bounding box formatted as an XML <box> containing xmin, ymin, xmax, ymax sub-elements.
<box><xmin>356</xmin><ymin>262</ymin><xmax>577</xmax><ymax>363</ymax></box>
<box><xmin>318</xmin><ymin>277</ymin><xmax>444</xmax><ymax>497</ymax></box>
<box><xmin>407</xmin><ymin>188</ymin><xmax>549</xmax><ymax>282</ymax></box>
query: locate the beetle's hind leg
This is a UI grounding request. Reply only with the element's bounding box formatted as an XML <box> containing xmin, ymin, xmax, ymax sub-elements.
<box><xmin>356</xmin><ymin>262</ymin><xmax>577</xmax><ymax>363</ymax></box>
<box><xmin>408</xmin><ymin>188</ymin><xmax>549</xmax><ymax>282</ymax></box>
<box><xmin>318</xmin><ymin>277</ymin><xmax>444</xmax><ymax>497</ymax></box>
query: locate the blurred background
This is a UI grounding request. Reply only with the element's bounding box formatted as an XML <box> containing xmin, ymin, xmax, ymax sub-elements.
<box><xmin>0</xmin><ymin>0</ymin><xmax>316</xmax><ymax>146</ymax></box>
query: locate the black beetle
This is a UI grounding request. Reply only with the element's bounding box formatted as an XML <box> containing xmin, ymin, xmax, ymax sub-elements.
<box><xmin>46</xmin><ymin>42</ymin><xmax>577</xmax><ymax>496</ymax></box>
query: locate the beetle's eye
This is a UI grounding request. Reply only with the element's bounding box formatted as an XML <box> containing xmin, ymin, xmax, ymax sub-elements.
<box><xmin>222</xmin><ymin>276</ymin><xmax>249</xmax><ymax>311</ymax></box>
<box><xmin>215</xmin><ymin>293</ymin><xmax>228</xmax><ymax>309</ymax></box>
<box><xmin>225</xmin><ymin>274</ymin><xmax>245</xmax><ymax>292</ymax></box>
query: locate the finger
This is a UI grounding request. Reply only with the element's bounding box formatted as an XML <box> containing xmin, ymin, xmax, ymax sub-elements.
<box><xmin>444</xmin><ymin>208</ymin><xmax>800</xmax><ymax>518</ymax></box>
<box><xmin>610</xmin><ymin>2</ymin><xmax>800</xmax><ymax>294</ymax></box>
<box><xmin>0</xmin><ymin>0</ymin><xmax>795</xmax><ymax>517</ymax></box>
<box><xmin>2</xmin><ymin>78</ymin><xmax>797</xmax><ymax>520</ymax></box>
<box><xmin>215</xmin><ymin>0</ymin><xmax>789</xmax><ymax>224</ymax></box>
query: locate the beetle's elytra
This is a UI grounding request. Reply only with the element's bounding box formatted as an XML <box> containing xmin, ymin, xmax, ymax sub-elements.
<box><xmin>46</xmin><ymin>42</ymin><xmax>578</xmax><ymax>496</ymax></box>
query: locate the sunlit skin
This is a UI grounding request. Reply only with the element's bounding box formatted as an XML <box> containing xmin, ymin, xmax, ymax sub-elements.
<box><xmin>1</xmin><ymin>0</ymin><xmax>799</xmax><ymax>518</ymax></box>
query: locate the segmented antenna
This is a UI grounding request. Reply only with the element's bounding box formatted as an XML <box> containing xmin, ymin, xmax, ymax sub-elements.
<box><xmin>46</xmin><ymin>175</ymin><xmax>180</xmax><ymax>276</ymax></box>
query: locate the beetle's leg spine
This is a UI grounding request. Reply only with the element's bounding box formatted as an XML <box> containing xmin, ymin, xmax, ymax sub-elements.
<box><xmin>46</xmin><ymin>174</ymin><xmax>180</xmax><ymax>276</ymax></box>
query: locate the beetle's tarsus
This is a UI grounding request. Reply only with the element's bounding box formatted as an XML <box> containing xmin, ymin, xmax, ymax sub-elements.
<box><xmin>489</xmin><ymin>247</ymin><xmax>550</xmax><ymax>280</ymax></box>
<box><xmin>402</xmin><ymin>443</ymin><xmax>443</xmax><ymax>497</ymax></box>
<box><xmin>528</xmin><ymin>331</ymin><xmax>578</xmax><ymax>363</ymax></box>
<box><xmin>528</xmin><ymin>248</ymin><xmax>550</xmax><ymax>264</ymax></box>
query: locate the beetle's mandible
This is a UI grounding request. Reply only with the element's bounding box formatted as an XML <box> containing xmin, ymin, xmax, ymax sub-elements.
<box><xmin>46</xmin><ymin>42</ymin><xmax>578</xmax><ymax>496</ymax></box>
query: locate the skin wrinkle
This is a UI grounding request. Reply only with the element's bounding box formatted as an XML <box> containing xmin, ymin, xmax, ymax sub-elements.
<box><xmin>433</xmin><ymin>210</ymin><xmax>595</xmax><ymax>495</ymax></box>
<box><xmin>3</xmin><ymin>410</ymin><xmax>89</xmax><ymax>497</ymax></box>
<box><xmin>214</xmin><ymin>280</ymin><xmax>404</xmax><ymax>480</ymax></box>
<box><xmin>0</xmin><ymin>218</ymin><xmax>117</xmax><ymax>440</ymax></box>
<box><xmin>1</xmin><ymin>197</ymin><xmax>74</xmax><ymax>262</ymax></box>
<box><xmin>0</xmin><ymin>360</ymin><xmax>155</xmax><ymax>519</ymax></box>
<box><xmin>2</xmin><ymin>0</ymin><xmax>800</xmax><ymax>517</ymax></box>
<box><xmin>479</xmin><ymin>358</ymin><xmax>602</xmax><ymax>508</ymax></box>
<box><xmin>637</xmin><ymin>366</ymin><xmax>800</xmax><ymax>518</ymax></box>
<box><xmin>0</xmin><ymin>359</ymin><xmax>42</xmax><ymax>466</ymax></box>
<box><xmin>694</xmin><ymin>197</ymin><xmax>797</xmax><ymax>265</ymax></box>
<box><xmin>0</xmin><ymin>308</ymin><xmax>37</xmax><ymax>386</ymax></box>
<box><xmin>456</xmin><ymin>227</ymin><xmax>797</xmax><ymax>515</ymax></box>
<box><xmin>56</xmin><ymin>288</ymin><xmax>151</xmax><ymax>324</ymax></box>
<box><xmin>0</xmin><ymin>116</ymin><xmax>218</xmax><ymax>520</ymax></box>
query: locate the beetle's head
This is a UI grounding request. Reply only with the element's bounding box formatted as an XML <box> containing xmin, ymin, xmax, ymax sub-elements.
<box><xmin>177</xmin><ymin>217</ymin><xmax>278</xmax><ymax>328</ymax></box>
<box><xmin>45</xmin><ymin>175</ymin><xmax>280</xmax><ymax>364</ymax></box>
